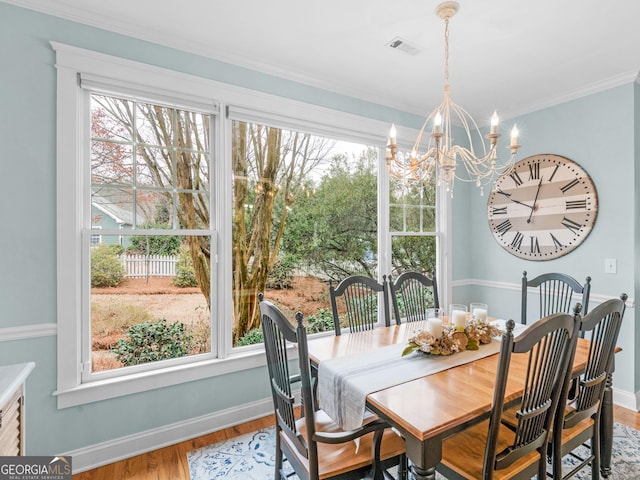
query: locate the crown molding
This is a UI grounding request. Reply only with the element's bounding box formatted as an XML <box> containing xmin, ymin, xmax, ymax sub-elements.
<box><xmin>4</xmin><ymin>0</ymin><xmax>640</xmax><ymax>118</ymax></box>
<box><xmin>3</xmin><ymin>0</ymin><xmax>397</xmax><ymax>113</ymax></box>
<box><xmin>499</xmin><ymin>69</ymin><xmax>640</xmax><ymax>120</ymax></box>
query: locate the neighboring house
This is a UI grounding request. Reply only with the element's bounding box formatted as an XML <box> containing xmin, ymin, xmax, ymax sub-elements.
<box><xmin>91</xmin><ymin>191</ymin><xmax>153</xmax><ymax>248</ymax></box>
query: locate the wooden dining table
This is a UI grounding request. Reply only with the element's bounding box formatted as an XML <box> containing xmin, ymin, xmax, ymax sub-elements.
<box><xmin>306</xmin><ymin>322</ymin><xmax>608</xmax><ymax>480</ymax></box>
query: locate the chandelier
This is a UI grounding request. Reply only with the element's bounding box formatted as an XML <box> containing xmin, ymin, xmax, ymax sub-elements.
<box><xmin>386</xmin><ymin>1</ymin><xmax>520</xmax><ymax>195</ymax></box>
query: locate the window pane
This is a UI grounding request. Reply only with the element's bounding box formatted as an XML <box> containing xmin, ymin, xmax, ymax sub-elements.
<box><xmin>231</xmin><ymin>121</ymin><xmax>377</xmax><ymax>346</ymax></box>
<box><xmin>136</xmin><ymin>147</ymin><xmax>173</xmax><ymax>187</ymax></box>
<box><xmin>90</xmin><ymin>234</ymin><xmax>211</xmax><ymax>373</ymax></box>
<box><xmin>176</xmin><ymin>192</ymin><xmax>210</xmax><ymax>229</ymax></box>
<box><xmin>91</xmin><ymin>186</ymin><xmax>136</xmax><ymax>227</ymax></box>
<box><xmin>91</xmin><ymin>95</ymin><xmax>133</xmax><ymax>142</ymax></box>
<box><xmin>91</xmin><ymin>141</ymin><xmax>133</xmax><ymax>185</ymax></box>
<box><xmin>136</xmin><ymin>103</ymin><xmax>174</xmax><ymax>147</ymax></box>
<box><xmin>390</xmin><ymin>179</ymin><xmax>436</xmax><ymax>233</ymax></box>
<box><xmin>177</xmin><ymin>110</ymin><xmax>210</xmax><ymax>153</ymax></box>
<box><xmin>390</xmin><ymin>235</ymin><xmax>437</xmax><ymax>275</ymax></box>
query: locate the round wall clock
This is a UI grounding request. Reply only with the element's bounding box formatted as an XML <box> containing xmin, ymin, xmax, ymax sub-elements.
<box><xmin>487</xmin><ymin>154</ymin><xmax>598</xmax><ymax>260</ymax></box>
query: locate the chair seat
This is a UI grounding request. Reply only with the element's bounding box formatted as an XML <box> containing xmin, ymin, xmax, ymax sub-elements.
<box><xmin>557</xmin><ymin>414</ymin><xmax>595</xmax><ymax>450</ymax></box>
<box><xmin>440</xmin><ymin>419</ymin><xmax>541</xmax><ymax>480</ymax></box>
<box><xmin>282</xmin><ymin>409</ymin><xmax>406</xmax><ymax>479</ymax></box>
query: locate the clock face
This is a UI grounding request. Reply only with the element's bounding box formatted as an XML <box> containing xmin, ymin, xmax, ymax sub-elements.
<box><xmin>487</xmin><ymin>154</ymin><xmax>598</xmax><ymax>260</ymax></box>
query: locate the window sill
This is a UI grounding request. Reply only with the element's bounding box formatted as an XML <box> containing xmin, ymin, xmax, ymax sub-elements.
<box><xmin>54</xmin><ymin>348</ymin><xmax>271</xmax><ymax>409</ymax></box>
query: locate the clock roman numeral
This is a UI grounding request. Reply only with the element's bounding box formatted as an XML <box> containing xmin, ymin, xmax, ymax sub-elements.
<box><xmin>491</xmin><ymin>206</ymin><xmax>507</xmax><ymax>215</ymax></box>
<box><xmin>528</xmin><ymin>162</ymin><xmax>540</xmax><ymax>180</ymax></box>
<box><xmin>548</xmin><ymin>164</ymin><xmax>560</xmax><ymax>182</ymax></box>
<box><xmin>510</xmin><ymin>232</ymin><xmax>523</xmax><ymax>249</ymax></box>
<box><xmin>509</xmin><ymin>171</ymin><xmax>523</xmax><ymax>187</ymax></box>
<box><xmin>550</xmin><ymin>233</ymin><xmax>563</xmax><ymax>248</ymax></box>
<box><xmin>530</xmin><ymin>236</ymin><xmax>541</xmax><ymax>254</ymax></box>
<box><xmin>496</xmin><ymin>189</ymin><xmax>511</xmax><ymax>198</ymax></box>
<box><xmin>566</xmin><ymin>199</ymin><xmax>587</xmax><ymax>210</ymax></box>
<box><xmin>561</xmin><ymin>216</ymin><xmax>582</xmax><ymax>234</ymax></box>
<box><xmin>495</xmin><ymin>219</ymin><xmax>512</xmax><ymax>236</ymax></box>
<box><xmin>560</xmin><ymin>178</ymin><xmax>580</xmax><ymax>194</ymax></box>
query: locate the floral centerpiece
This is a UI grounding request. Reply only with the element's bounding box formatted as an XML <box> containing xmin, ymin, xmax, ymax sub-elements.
<box><xmin>402</xmin><ymin>319</ymin><xmax>503</xmax><ymax>356</ymax></box>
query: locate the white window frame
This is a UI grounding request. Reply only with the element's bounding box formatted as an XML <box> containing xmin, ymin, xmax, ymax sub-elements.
<box><xmin>53</xmin><ymin>42</ymin><xmax>445</xmax><ymax>408</ymax></box>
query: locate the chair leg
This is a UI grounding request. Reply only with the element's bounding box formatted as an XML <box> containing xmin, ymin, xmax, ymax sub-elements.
<box><xmin>275</xmin><ymin>430</ymin><xmax>283</xmax><ymax>480</ymax></box>
<box><xmin>552</xmin><ymin>431</ymin><xmax>563</xmax><ymax>480</ymax></box>
<box><xmin>592</xmin><ymin>417</ymin><xmax>601</xmax><ymax>480</ymax></box>
<box><xmin>397</xmin><ymin>454</ymin><xmax>408</xmax><ymax>480</ymax></box>
<box><xmin>370</xmin><ymin>429</ymin><xmax>384</xmax><ymax>480</ymax></box>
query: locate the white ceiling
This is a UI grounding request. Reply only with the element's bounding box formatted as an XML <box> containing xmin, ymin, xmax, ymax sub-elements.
<box><xmin>8</xmin><ymin>0</ymin><xmax>640</xmax><ymax>121</ymax></box>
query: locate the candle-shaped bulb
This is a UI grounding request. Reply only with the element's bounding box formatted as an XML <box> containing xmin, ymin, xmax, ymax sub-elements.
<box><xmin>510</xmin><ymin>124</ymin><xmax>519</xmax><ymax>146</ymax></box>
<box><xmin>389</xmin><ymin>124</ymin><xmax>397</xmax><ymax>145</ymax></box>
<box><xmin>410</xmin><ymin>148</ymin><xmax>417</xmax><ymax>161</ymax></box>
<box><xmin>433</xmin><ymin>111</ymin><xmax>442</xmax><ymax>133</ymax></box>
<box><xmin>490</xmin><ymin>111</ymin><xmax>499</xmax><ymax>134</ymax></box>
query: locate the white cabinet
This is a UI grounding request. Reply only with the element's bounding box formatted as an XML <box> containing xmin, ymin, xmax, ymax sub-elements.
<box><xmin>0</xmin><ymin>363</ymin><xmax>35</xmax><ymax>456</ymax></box>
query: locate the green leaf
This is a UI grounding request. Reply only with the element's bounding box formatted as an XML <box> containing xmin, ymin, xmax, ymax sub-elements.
<box><xmin>402</xmin><ymin>344</ymin><xmax>419</xmax><ymax>357</ymax></box>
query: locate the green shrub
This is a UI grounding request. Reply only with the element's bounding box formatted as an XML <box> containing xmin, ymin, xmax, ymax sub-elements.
<box><xmin>127</xmin><ymin>223</ymin><xmax>180</xmax><ymax>255</ymax></box>
<box><xmin>306</xmin><ymin>308</ymin><xmax>334</xmax><ymax>333</ymax></box>
<box><xmin>91</xmin><ymin>244</ymin><xmax>126</xmax><ymax>287</ymax></box>
<box><xmin>266</xmin><ymin>257</ymin><xmax>294</xmax><ymax>290</ymax></box>
<box><xmin>236</xmin><ymin>327</ymin><xmax>264</xmax><ymax>346</ymax></box>
<box><xmin>173</xmin><ymin>244</ymin><xmax>198</xmax><ymax>287</ymax></box>
<box><xmin>111</xmin><ymin>319</ymin><xmax>192</xmax><ymax>366</ymax></box>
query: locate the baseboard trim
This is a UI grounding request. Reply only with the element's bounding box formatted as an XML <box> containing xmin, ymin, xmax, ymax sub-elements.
<box><xmin>0</xmin><ymin>323</ymin><xmax>57</xmax><ymax>342</ymax></box>
<box><xmin>65</xmin><ymin>396</ymin><xmax>274</xmax><ymax>474</ymax></box>
<box><xmin>613</xmin><ymin>387</ymin><xmax>640</xmax><ymax>412</ymax></box>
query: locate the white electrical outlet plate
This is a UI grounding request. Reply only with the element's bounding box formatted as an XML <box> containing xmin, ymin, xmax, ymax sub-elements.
<box><xmin>604</xmin><ymin>258</ymin><xmax>617</xmax><ymax>274</ymax></box>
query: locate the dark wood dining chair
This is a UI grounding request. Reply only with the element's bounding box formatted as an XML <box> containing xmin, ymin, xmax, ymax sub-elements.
<box><xmin>521</xmin><ymin>270</ymin><xmax>591</xmax><ymax>325</ymax></box>
<box><xmin>388</xmin><ymin>270</ymin><xmax>440</xmax><ymax>325</ymax></box>
<box><xmin>436</xmin><ymin>308</ymin><xmax>581</xmax><ymax>480</ymax></box>
<box><xmin>258</xmin><ymin>294</ymin><xmax>406</xmax><ymax>480</ymax></box>
<box><xmin>329</xmin><ymin>275</ymin><xmax>391</xmax><ymax>335</ymax></box>
<box><xmin>550</xmin><ymin>294</ymin><xmax>627</xmax><ymax>480</ymax></box>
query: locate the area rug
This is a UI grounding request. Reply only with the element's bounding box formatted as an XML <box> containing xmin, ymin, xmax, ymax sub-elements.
<box><xmin>188</xmin><ymin>423</ymin><xmax>640</xmax><ymax>479</ymax></box>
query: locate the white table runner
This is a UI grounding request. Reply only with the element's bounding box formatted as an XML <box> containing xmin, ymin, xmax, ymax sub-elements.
<box><xmin>317</xmin><ymin>339</ymin><xmax>502</xmax><ymax>430</ymax></box>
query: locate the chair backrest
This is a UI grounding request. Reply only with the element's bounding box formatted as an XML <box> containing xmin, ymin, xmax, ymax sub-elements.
<box><xmin>485</xmin><ymin>308</ymin><xmax>581</xmax><ymax>476</ymax></box>
<box><xmin>389</xmin><ymin>270</ymin><xmax>440</xmax><ymax>325</ymax></box>
<box><xmin>329</xmin><ymin>275</ymin><xmax>390</xmax><ymax>335</ymax></box>
<box><xmin>557</xmin><ymin>294</ymin><xmax>627</xmax><ymax>430</ymax></box>
<box><xmin>259</xmin><ymin>294</ymin><xmax>319</xmax><ymax>477</ymax></box>
<box><xmin>521</xmin><ymin>271</ymin><xmax>591</xmax><ymax>325</ymax></box>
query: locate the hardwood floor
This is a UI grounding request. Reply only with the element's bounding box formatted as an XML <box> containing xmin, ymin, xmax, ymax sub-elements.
<box><xmin>71</xmin><ymin>414</ymin><xmax>275</xmax><ymax>480</ymax></box>
<box><xmin>73</xmin><ymin>406</ymin><xmax>639</xmax><ymax>479</ymax></box>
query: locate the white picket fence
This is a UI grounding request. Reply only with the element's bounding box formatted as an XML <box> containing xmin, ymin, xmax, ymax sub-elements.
<box><xmin>121</xmin><ymin>254</ymin><xmax>177</xmax><ymax>278</ymax></box>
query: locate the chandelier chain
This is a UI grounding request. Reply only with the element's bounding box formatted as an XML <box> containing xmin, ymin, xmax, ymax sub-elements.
<box><xmin>444</xmin><ymin>17</ymin><xmax>450</xmax><ymax>90</ymax></box>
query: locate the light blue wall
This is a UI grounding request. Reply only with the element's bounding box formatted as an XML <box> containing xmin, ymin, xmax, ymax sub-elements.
<box><xmin>452</xmin><ymin>84</ymin><xmax>638</xmax><ymax>395</ymax></box>
<box><xmin>0</xmin><ymin>1</ymin><xmax>422</xmax><ymax>457</ymax></box>
<box><xmin>0</xmin><ymin>0</ymin><xmax>637</xmax><ymax>461</ymax></box>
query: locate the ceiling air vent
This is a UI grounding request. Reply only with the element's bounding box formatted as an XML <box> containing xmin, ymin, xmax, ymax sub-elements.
<box><xmin>386</xmin><ymin>36</ymin><xmax>420</xmax><ymax>55</ymax></box>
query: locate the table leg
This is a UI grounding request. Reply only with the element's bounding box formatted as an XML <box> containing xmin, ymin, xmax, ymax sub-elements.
<box><xmin>403</xmin><ymin>436</ymin><xmax>442</xmax><ymax>480</ymax></box>
<box><xmin>600</xmin><ymin>371</ymin><xmax>614</xmax><ymax>478</ymax></box>
<box><xmin>410</xmin><ymin>464</ymin><xmax>437</xmax><ymax>480</ymax></box>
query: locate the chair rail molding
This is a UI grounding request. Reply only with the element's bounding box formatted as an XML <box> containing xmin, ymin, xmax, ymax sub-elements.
<box><xmin>0</xmin><ymin>323</ymin><xmax>58</xmax><ymax>342</ymax></box>
<box><xmin>452</xmin><ymin>278</ymin><xmax>635</xmax><ymax>309</ymax></box>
